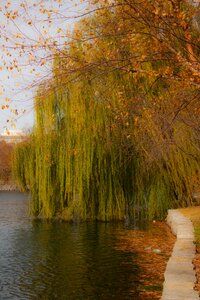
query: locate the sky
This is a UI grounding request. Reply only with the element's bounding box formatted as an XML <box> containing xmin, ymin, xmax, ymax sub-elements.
<box><xmin>0</xmin><ymin>0</ymin><xmax>199</xmax><ymax>134</ymax></box>
<box><xmin>0</xmin><ymin>0</ymin><xmax>87</xmax><ymax>133</ymax></box>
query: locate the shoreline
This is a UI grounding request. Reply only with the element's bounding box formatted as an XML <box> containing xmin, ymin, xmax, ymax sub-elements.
<box><xmin>161</xmin><ymin>209</ymin><xmax>199</xmax><ymax>300</ymax></box>
<box><xmin>0</xmin><ymin>182</ymin><xmax>19</xmax><ymax>191</ymax></box>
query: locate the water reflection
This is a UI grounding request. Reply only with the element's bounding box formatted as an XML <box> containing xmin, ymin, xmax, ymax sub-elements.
<box><xmin>0</xmin><ymin>192</ymin><xmax>140</xmax><ymax>300</ymax></box>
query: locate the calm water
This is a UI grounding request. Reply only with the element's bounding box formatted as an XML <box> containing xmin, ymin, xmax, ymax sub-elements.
<box><xmin>0</xmin><ymin>192</ymin><xmax>155</xmax><ymax>300</ymax></box>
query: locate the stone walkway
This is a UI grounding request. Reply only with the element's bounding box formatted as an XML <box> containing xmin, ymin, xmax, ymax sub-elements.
<box><xmin>161</xmin><ymin>209</ymin><xmax>199</xmax><ymax>300</ymax></box>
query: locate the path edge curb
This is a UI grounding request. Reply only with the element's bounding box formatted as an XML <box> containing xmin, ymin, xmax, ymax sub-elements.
<box><xmin>161</xmin><ymin>209</ymin><xmax>199</xmax><ymax>300</ymax></box>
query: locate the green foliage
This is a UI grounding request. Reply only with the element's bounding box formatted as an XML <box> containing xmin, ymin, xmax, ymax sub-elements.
<box><xmin>12</xmin><ymin>0</ymin><xmax>200</xmax><ymax>221</ymax></box>
<box><xmin>194</xmin><ymin>225</ymin><xmax>200</xmax><ymax>247</ymax></box>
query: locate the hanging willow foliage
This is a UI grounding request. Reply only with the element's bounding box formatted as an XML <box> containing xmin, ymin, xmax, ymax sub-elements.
<box><xmin>13</xmin><ymin>1</ymin><xmax>200</xmax><ymax>220</ymax></box>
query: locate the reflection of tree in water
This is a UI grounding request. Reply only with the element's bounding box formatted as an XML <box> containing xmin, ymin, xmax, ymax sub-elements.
<box><xmin>115</xmin><ymin>222</ymin><xmax>176</xmax><ymax>300</ymax></box>
<box><xmin>13</xmin><ymin>221</ymin><xmax>140</xmax><ymax>300</ymax></box>
<box><xmin>0</xmin><ymin>195</ymin><xmax>173</xmax><ymax>300</ymax></box>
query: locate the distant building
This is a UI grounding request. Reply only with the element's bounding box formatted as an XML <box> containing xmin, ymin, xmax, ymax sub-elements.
<box><xmin>0</xmin><ymin>129</ymin><xmax>27</xmax><ymax>144</ymax></box>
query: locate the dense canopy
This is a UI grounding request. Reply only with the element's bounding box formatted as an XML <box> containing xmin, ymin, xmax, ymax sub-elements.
<box><xmin>13</xmin><ymin>0</ymin><xmax>200</xmax><ymax>220</ymax></box>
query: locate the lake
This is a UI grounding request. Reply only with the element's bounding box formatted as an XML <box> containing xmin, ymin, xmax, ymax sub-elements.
<box><xmin>0</xmin><ymin>191</ymin><xmax>174</xmax><ymax>299</ymax></box>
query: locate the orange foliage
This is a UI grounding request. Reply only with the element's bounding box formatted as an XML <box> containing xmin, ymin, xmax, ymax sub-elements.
<box><xmin>0</xmin><ymin>141</ymin><xmax>14</xmax><ymax>181</ymax></box>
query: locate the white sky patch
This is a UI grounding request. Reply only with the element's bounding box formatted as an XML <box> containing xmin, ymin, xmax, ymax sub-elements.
<box><xmin>0</xmin><ymin>0</ymin><xmax>88</xmax><ymax>132</ymax></box>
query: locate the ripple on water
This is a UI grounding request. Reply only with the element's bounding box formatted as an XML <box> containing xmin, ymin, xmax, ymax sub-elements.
<box><xmin>0</xmin><ymin>192</ymin><xmax>175</xmax><ymax>300</ymax></box>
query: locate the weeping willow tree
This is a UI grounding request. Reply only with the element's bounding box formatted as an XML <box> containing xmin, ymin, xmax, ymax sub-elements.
<box><xmin>13</xmin><ymin>0</ymin><xmax>200</xmax><ymax>220</ymax></box>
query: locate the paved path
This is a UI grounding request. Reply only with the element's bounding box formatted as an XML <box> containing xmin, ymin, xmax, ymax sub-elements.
<box><xmin>161</xmin><ymin>209</ymin><xmax>199</xmax><ymax>300</ymax></box>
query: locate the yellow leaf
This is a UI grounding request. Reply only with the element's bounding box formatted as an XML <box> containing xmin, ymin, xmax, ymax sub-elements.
<box><xmin>29</xmin><ymin>54</ymin><xmax>35</xmax><ymax>61</ymax></box>
<box><xmin>41</xmin><ymin>59</ymin><xmax>46</xmax><ymax>66</ymax></box>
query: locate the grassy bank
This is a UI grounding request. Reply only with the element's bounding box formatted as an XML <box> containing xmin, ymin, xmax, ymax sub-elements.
<box><xmin>179</xmin><ymin>206</ymin><xmax>200</xmax><ymax>294</ymax></box>
<box><xmin>179</xmin><ymin>207</ymin><xmax>200</xmax><ymax>246</ymax></box>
